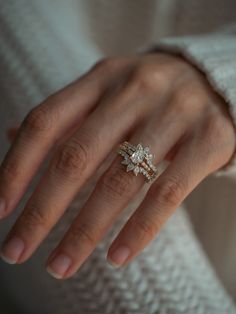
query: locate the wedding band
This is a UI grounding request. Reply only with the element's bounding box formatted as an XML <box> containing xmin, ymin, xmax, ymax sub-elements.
<box><xmin>117</xmin><ymin>141</ymin><xmax>158</xmax><ymax>183</ymax></box>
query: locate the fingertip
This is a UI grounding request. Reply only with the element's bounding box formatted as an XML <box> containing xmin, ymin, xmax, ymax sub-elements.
<box><xmin>0</xmin><ymin>251</ymin><xmax>17</xmax><ymax>265</ymax></box>
<box><xmin>46</xmin><ymin>265</ymin><xmax>64</xmax><ymax>280</ymax></box>
<box><xmin>1</xmin><ymin>236</ymin><xmax>25</xmax><ymax>265</ymax></box>
<box><xmin>46</xmin><ymin>253</ymin><xmax>72</xmax><ymax>280</ymax></box>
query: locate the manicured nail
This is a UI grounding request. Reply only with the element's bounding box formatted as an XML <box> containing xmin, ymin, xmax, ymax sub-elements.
<box><xmin>107</xmin><ymin>246</ymin><xmax>130</xmax><ymax>267</ymax></box>
<box><xmin>46</xmin><ymin>254</ymin><xmax>72</xmax><ymax>279</ymax></box>
<box><xmin>0</xmin><ymin>197</ymin><xmax>6</xmax><ymax>218</ymax></box>
<box><xmin>1</xmin><ymin>236</ymin><xmax>25</xmax><ymax>264</ymax></box>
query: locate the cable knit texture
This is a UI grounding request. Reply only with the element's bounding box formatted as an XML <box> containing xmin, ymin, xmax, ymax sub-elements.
<box><xmin>0</xmin><ymin>1</ymin><xmax>236</xmax><ymax>313</ymax></box>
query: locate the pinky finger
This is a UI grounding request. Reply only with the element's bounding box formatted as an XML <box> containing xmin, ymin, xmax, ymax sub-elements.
<box><xmin>107</xmin><ymin>133</ymin><xmax>213</xmax><ymax>267</ymax></box>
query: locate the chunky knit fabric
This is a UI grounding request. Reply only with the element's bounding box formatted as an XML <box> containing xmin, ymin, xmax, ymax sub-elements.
<box><xmin>0</xmin><ymin>1</ymin><xmax>236</xmax><ymax>313</ymax></box>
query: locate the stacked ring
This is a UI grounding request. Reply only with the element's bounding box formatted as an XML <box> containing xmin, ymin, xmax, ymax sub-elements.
<box><xmin>117</xmin><ymin>141</ymin><xmax>158</xmax><ymax>183</ymax></box>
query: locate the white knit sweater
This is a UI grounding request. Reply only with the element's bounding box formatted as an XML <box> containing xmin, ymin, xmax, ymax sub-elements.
<box><xmin>0</xmin><ymin>1</ymin><xmax>236</xmax><ymax>313</ymax></box>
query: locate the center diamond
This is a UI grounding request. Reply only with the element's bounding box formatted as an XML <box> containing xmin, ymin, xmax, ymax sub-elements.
<box><xmin>131</xmin><ymin>151</ymin><xmax>145</xmax><ymax>164</ymax></box>
<box><xmin>130</xmin><ymin>144</ymin><xmax>145</xmax><ymax>164</ymax></box>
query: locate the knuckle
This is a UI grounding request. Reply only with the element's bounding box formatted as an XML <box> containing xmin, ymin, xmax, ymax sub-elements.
<box><xmin>199</xmin><ymin>112</ymin><xmax>236</xmax><ymax>167</ymax></box>
<box><xmin>18</xmin><ymin>208</ymin><xmax>48</xmax><ymax>231</ymax></box>
<box><xmin>92</xmin><ymin>57</ymin><xmax>118</xmax><ymax>72</ymax></box>
<box><xmin>129</xmin><ymin>64</ymin><xmax>167</xmax><ymax>93</ymax></box>
<box><xmin>0</xmin><ymin>158</ymin><xmax>20</xmax><ymax>183</ymax></box>
<box><xmin>22</xmin><ymin>105</ymin><xmax>55</xmax><ymax>134</ymax></box>
<box><xmin>197</xmin><ymin>113</ymin><xmax>226</xmax><ymax>155</ymax></box>
<box><xmin>69</xmin><ymin>223</ymin><xmax>96</xmax><ymax>247</ymax></box>
<box><xmin>52</xmin><ymin>141</ymin><xmax>89</xmax><ymax>179</ymax></box>
<box><xmin>131</xmin><ymin>215</ymin><xmax>159</xmax><ymax>240</ymax></box>
<box><xmin>170</xmin><ymin>89</ymin><xmax>191</xmax><ymax>114</ymax></box>
<box><xmin>204</xmin><ymin>113</ymin><xmax>225</xmax><ymax>141</ymax></box>
<box><xmin>151</xmin><ymin>177</ymin><xmax>184</xmax><ymax>208</ymax></box>
<box><xmin>99</xmin><ymin>164</ymin><xmax>135</xmax><ymax>200</ymax></box>
<box><xmin>170</xmin><ymin>82</ymin><xmax>205</xmax><ymax>115</ymax></box>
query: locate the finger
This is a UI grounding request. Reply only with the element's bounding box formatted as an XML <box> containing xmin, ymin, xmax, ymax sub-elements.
<box><xmin>7</xmin><ymin>126</ymin><xmax>20</xmax><ymax>142</ymax></box>
<box><xmin>0</xmin><ymin>79</ymin><xmax>151</xmax><ymax>265</ymax></box>
<box><xmin>106</xmin><ymin>133</ymin><xmax>212</xmax><ymax>267</ymax></box>
<box><xmin>7</xmin><ymin>122</ymin><xmax>80</xmax><ymax>147</ymax></box>
<box><xmin>0</xmin><ymin>64</ymin><xmax>112</xmax><ymax>219</ymax></box>
<box><xmin>44</xmin><ymin>106</ymin><xmax>188</xmax><ymax>279</ymax></box>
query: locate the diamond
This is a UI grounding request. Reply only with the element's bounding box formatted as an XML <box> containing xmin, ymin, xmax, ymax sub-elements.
<box><xmin>121</xmin><ymin>159</ymin><xmax>130</xmax><ymax>165</ymax></box>
<box><xmin>146</xmin><ymin>153</ymin><xmax>153</xmax><ymax>160</ymax></box>
<box><xmin>126</xmin><ymin>163</ymin><xmax>135</xmax><ymax>172</ymax></box>
<box><xmin>133</xmin><ymin>166</ymin><xmax>140</xmax><ymax>176</ymax></box>
<box><xmin>131</xmin><ymin>152</ymin><xmax>144</xmax><ymax>164</ymax></box>
<box><xmin>130</xmin><ymin>143</ymin><xmax>145</xmax><ymax>164</ymax></box>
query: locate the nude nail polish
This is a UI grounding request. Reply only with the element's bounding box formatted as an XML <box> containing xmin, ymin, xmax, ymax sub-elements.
<box><xmin>1</xmin><ymin>236</ymin><xmax>25</xmax><ymax>264</ymax></box>
<box><xmin>107</xmin><ymin>246</ymin><xmax>130</xmax><ymax>267</ymax></box>
<box><xmin>47</xmin><ymin>254</ymin><xmax>72</xmax><ymax>279</ymax></box>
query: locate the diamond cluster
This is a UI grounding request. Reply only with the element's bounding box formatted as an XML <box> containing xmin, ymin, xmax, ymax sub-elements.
<box><xmin>118</xmin><ymin>142</ymin><xmax>158</xmax><ymax>182</ymax></box>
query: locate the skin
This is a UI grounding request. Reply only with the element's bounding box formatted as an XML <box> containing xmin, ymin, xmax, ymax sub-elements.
<box><xmin>0</xmin><ymin>52</ymin><xmax>235</xmax><ymax>279</ymax></box>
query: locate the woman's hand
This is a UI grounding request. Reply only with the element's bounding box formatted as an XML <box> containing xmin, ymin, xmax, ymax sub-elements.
<box><xmin>0</xmin><ymin>53</ymin><xmax>235</xmax><ymax>279</ymax></box>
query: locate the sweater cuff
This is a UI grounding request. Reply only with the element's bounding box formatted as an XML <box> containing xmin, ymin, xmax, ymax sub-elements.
<box><xmin>144</xmin><ymin>30</ymin><xmax>236</xmax><ymax>178</ymax></box>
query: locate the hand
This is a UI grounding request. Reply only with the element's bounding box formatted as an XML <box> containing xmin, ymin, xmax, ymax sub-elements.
<box><xmin>0</xmin><ymin>53</ymin><xmax>235</xmax><ymax>279</ymax></box>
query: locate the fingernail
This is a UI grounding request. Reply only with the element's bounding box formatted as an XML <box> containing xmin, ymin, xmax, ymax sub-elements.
<box><xmin>1</xmin><ymin>236</ymin><xmax>25</xmax><ymax>264</ymax></box>
<box><xmin>107</xmin><ymin>246</ymin><xmax>130</xmax><ymax>267</ymax></box>
<box><xmin>46</xmin><ymin>254</ymin><xmax>72</xmax><ymax>279</ymax></box>
<box><xmin>0</xmin><ymin>197</ymin><xmax>6</xmax><ymax>218</ymax></box>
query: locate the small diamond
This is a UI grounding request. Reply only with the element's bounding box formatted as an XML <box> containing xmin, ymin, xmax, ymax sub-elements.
<box><xmin>121</xmin><ymin>159</ymin><xmax>130</xmax><ymax>165</ymax></box>
<box><xmin>146</xmin><ymin>154</ymin><xmax>153</xmax><ymax>160</ymax></box>
<box><xmin>133</xmin><ymin>166</ymin><xmax>140</xmax><ymax>176</ymax></box>
<box><xmin>119</xmin><ymin>150</ymin><xmax>127</xmax><ymax>157</ymax></box>
<box><xmin>143</xmin><ymin>170</ymin><xmax>148</xmax><ymax>177</ymax></box>
<box><xmin>126</xmin><ymin>163</ymin><xmax>135</xmax><ymax>172</ymax></box>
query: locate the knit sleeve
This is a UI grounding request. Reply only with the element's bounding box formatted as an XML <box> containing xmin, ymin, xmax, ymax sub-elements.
<box><xmin>145</xmin><ymin>24</ymin><xmax>236</xmax><ymax>178</ymax></box>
